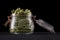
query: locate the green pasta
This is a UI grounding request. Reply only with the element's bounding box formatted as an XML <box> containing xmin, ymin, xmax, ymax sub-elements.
<box><xmin>10</xmin><ymin>8</ymin><xmax>31</xmax><ymax>33</ymax></box>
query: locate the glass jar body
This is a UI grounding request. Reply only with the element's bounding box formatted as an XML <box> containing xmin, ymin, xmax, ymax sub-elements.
<box><xmin>10</xmin><ymin>13</ymin><xmax>34</xmax><ymax>34</ymax></box>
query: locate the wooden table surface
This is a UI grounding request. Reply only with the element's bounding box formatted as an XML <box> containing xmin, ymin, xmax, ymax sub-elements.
<box><xmin>0</xmin><ymin>32</ymin><xmax>60</xmax><ymax>40</ymax></box>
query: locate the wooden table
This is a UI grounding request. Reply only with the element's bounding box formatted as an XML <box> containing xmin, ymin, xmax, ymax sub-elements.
<box><xmin>0</xmin><ymin>32</ymin><xmax>60</xmax><ymax>40</ymax></box>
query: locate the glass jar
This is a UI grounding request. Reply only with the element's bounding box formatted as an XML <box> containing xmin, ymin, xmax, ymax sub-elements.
<box><xmin>10</xmin><ymin>8</ymin><xmax>34</xmax><ymax>34</ymax></box>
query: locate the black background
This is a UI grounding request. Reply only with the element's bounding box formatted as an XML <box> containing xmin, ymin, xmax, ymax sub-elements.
<box><xmin>0</xmin><ymin>0</ymin><xmax>59</xmax><ymax>33</ymax></box>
